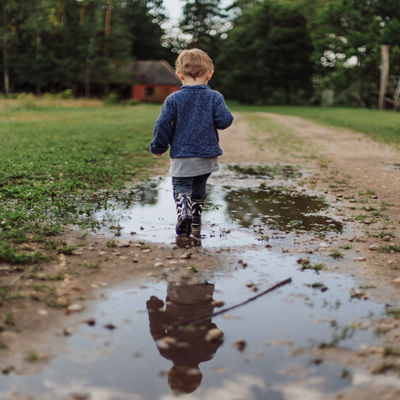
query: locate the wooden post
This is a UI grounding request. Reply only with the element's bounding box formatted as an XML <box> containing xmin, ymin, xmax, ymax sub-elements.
<box><xmin>394</xmin><ymin>76</ymin><xmax>400</xmax><ymax>110</ymax></box>
<box><xmin>379</xmin><ymin>44</ymin><xmax>389</xmax><ymax>110</ymax></box>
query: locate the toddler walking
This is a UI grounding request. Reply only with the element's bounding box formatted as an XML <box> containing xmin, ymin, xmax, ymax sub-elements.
<box><xmin>150</xmin><ymin>48</ymin><xmax>233</xmax><ymax>237</ymax></box>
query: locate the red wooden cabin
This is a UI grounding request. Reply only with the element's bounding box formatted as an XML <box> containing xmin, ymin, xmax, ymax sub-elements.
<box><xmin>131</xmin><ymin>60</ymin><xmax>181</xmax><ymax>103</ymax></box>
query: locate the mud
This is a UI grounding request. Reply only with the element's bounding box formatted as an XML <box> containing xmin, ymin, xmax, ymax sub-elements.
<box><xmin>1</xmin><ymin>164</ymin><xmax>400</xmax><ymax>400</ymax></box>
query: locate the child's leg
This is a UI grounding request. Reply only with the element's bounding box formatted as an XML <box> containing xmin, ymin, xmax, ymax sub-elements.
<box><xmin>191</xmin><ymin>173</ymin><xmax>211</xmax><ymax>234</ymax></box>
<box><xmin>172</xmin><ymin>177</ymin><xmax>193</xmax><ymax>236</ymax></box>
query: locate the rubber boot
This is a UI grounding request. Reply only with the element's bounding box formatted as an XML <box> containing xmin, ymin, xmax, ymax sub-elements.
<box><xmin>191</xmin><ymin>200</ymin><xmax>203</xmax><ymax>238</ymax></box>
<box><xmin>175</xmin><ymin>193</ymin><xmax>192</xmax><ymax>236</ymax></box>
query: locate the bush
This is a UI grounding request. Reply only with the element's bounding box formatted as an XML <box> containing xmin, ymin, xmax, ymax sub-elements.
<box><xmin>16</xmin><ymin>93</ymin><xmax>37</xmax><ymax>109</ymax></box>
<box><xmin>103</xmin><ymin>92</ymin><xmax>120</xmax><ymax>105</ymax></box>
<box><xmin>60</xmin><ymin>89</ymin><xmax>74</xmax><ymax>99</ymax></box>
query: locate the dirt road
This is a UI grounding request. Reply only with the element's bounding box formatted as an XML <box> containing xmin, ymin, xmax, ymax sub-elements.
<box><xmin>1</xmin><ymin>112</ymin><xmax>400</xmax><ymax>400</ymax></box>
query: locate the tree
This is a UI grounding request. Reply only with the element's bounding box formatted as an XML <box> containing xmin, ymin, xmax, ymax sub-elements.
<box><xmin>121</xmin><ymin>0</ymin><xmax>172</xmax><ymax>62</ymax></box>
<box><xmin>216</xmin><ymin>0</ymin><xmax>314</xmax><ymax>104</ymax></box>
<box><xmin>313</xmin><ymin>0</ymin><xmax>400</xmax><ymax>107</ymax></box>
<box><xmin>179</xmin><ymin>0</ymin><xmax>228</xmax><ymax>59</ymax></box>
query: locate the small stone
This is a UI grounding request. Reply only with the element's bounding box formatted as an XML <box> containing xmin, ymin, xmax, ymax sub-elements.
<box><xmin>154</xmin><ymin>262</ymin><xmax>164</xmax><ymax>268</ymax></box>
<box><xmin>84</xmin><ymin>318</ymin><xmax>96</xmax><ymax>326</ymax></box>
<box><xmin>142</xmin><ymin>249</ymin><xmax>151</xmax><ymax>253</ymax></box>
<box><xmin>382</xmin><ymin>236</ymin><xmax>391</xmax><ymax>241</ymax></box>
<box><xmin>98</xmin><ymin>251</ymin><xmax>105</xmax><ymax>256</ymax></box>
<box><xmin>71</xmin><ymin>394</ymin><xmax>90</xmax><ymax>400</ymax></box>
<box><xmin>245</xmin><ymin>281</ymin><xmax>255</xmax><ymax>288</ymax></box>
<box><xmin>234</xmin><ymin>339</ymin><xmax>246</xmax><ymax>352</ymax></box>
<box><xmin>182</xmin><ymin>251</ymin><xmax>192</xmax><ymax>260</ymax></box>
<box><xmin>205</xmin><ymin>328</ymin><xmax>224</xmax><ymax>342</ymax></box>
<box><xmin>353</xmin><ymin>257</ymin><xmax>366</xmax><ymax>262</ymax></box>
<box><xmin>392</xmin><ymin>277</ymin><xmax>400</xmax><ymax>284</ymax></box>
<box><xmin>67</xmin><ymin>304</ymin><xmax>84</xmax><ymax>313</ymax></box>
<box><xmin>132</xmin><ymin>258</ymin><xmax>139</xmax><ymax>263</ymax></box>
<box><xmin>116</xmin><ymin>240</ymin><xmax>130</xmax><ymax>248</ymax></box>
<box><xmin>377</xmin><ymin>324</ymin><xmax>395</xmax><ymax>333</ymax></box>
<box><xmin>369</xmin><ymin>245</ymin><xmax>379</xmax><ymax>251</ymax></box>
<box><xmin>37</xmin><ymin>309</ymin><xmax>48</xmax><ymax>316</ymax></box>
<box><xmin>104</xmin><ymin>323</ymin><xmax>117</xmax><ymax>330</ymax></box>
<box><xmin>1</xmin><ymin>366</ymin><xmax>15</xmax><ymax>375</ymax></box>
<box><xmin>63</xmin><ymin>327</ymin><xmax>76</xmax><ymax>336</ymax></box>
<box><xmin>119</xmin><ymin>256</ymin><xmax>128</xmax><ymax>260</ymax></box>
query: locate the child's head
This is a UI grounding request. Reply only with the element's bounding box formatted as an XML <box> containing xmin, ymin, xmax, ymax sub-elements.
<box><xmin>175</xmin><ymin>48</ymin><xmax>214</xmax><ymax>80</ymax></box>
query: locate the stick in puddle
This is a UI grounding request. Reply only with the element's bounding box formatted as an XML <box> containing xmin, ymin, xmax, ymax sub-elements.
<box><xmin>171</xmin><ymin>277</ymin><xmax>292</xmax><ymax>327</ymax></box>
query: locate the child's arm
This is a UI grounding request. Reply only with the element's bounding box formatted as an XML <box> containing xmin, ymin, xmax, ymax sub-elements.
<box><xmin>214</xmin><ymin>93</ymin><xmax>234</xmax><ymax>130</ymax></box>
<box><xmin>150</xmin><ymin>97</ymin><xmax>175</xmax><ymax>155</ymax></box>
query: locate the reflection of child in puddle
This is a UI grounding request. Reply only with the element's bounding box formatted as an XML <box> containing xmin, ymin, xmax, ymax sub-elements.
<box><xmin>146</xmin><ymin>282</ymin><xmax>223</xmax><ymax>394</ymax></box>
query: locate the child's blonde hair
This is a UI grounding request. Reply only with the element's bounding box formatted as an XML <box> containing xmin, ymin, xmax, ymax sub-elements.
<box><xmin>175</xmin><ymin>48</ymin><xmax>214</xmax><ymax>79</ymax></box>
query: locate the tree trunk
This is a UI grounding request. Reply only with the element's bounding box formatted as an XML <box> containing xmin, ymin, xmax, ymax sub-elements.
<box><xmin>85</xmin><ymin>39</ymin><xmax>93</xmax><ymax>98</ymax></box>
<box><xmin>394</xmin><ymin>76</ymin><xmax>400</xmax><ymax>110</ymax></box>
<box><xmin>104</xmin><ymin>0</ymin><xmax>111</xmax><ymax>57</ymax></box>
<box><xmin>35</xmin><ymin>31</ymin><xmax>42</xmax><ymax>95</ymax></box>
<box><xmin>378</xmin><ymin>44</ymin><xmax>389</xmax><ymax>110</ymax></box>
<box><xmin>2</xmin><ymin>45</ymin><xmax>10</xmax><ymax>94</ymax></box>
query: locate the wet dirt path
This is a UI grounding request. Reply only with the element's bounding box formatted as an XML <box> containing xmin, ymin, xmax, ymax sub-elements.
<box><xmin>1</xmin><ymin>113</ymin><xmax>400</xmax><ymax>400</ymax></box>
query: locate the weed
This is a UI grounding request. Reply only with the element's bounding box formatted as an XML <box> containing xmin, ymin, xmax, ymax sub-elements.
<box><xmin>57</xmin><ymin>244</ymin><xmax>76</xmax><ymax>255</ymax></box>
<box><xmin>300</xmin><ymin>263</ymin><xmax>325</xmax><ymax>272</ymax></box>
<box><xmin>82</xmin><ymin>261</ymin><xmax>99</xmax><ymax>269</ymax></box>
<box><xmin>383</xmin><ymin>347</ymin><xmax>400</xmax><ymax>357</ymax></box>
<box><xmin>372</xmin><ymin>362</ymin><xmax>400</xmax><ymax>374</ymax></box>
<box><xmin>4</xmin><ymin>312</ymin><xmax>15</xmax><ymax>326</ymax></box>
<box><xmin>49</xmin><ymin>273</ymin><xmax>64</xmax><ymax>281</ymax></box>
<box><xmin>106</xmin><ymin>240</ymin><xmax>117</xmax><ymax>248</ymax></box>
<box><xmin>379</xmin><ymin>245</ymin><xmax>400</xmax><ymax>253</ymax></box>
<box><xmin>25</xmin><ymin>350</ymin><xmax>39</xmax><ymax>362</ymax></box>
<box><xmin>341</xmin><ymin>243</ymin><xmax>352</xmax><ymax>249</ymax></box>
<box><xmin>0</xmin><ymin>339</ymin><xmax>8</xmax><ymax>349</ymax></box>
<box><xmin>330</xmin><ymin>249</ymin><xmax>344</xmax><ymax>259</ymax></box>
<box><xmin>0</xmin><ymin>241</ymin><xmax>44</xmax><ymax>264</ymax></box>
<box><xmin>386</xmin><ymin>306</ymin><xmax>400</xmax><ymax>319</ymax></box>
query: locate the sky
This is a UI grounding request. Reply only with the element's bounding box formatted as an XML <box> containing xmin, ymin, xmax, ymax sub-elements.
<box><xmin>163</xmin><ymin>0</ymin><xmax>182</xmax><ymax>22</ymax></box>
<box><xmin>163</xmin><ymin>0</ymin><xmax>234</xmax><ymax>23</ymax></box>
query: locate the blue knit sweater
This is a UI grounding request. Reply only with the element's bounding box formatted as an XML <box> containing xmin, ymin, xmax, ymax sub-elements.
<box><xmin>150</xmin><ymin>84</ymin><xmax>233</xmax><ymax>158</ymax></box>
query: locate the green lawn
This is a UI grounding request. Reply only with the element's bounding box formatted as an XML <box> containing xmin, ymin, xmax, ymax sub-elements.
<box><xmin>0</xmin><ymin>101</ymin><xmax>162</xmax><ymax>262</ymax></box>
<box><xmin>229</xmin><ymin>104</ymin><xmax>400</xmax><ymax>144</ymax></box>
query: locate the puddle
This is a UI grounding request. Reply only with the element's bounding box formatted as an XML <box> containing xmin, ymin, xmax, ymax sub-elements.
<box><xmin>0</xmin><ymin>249</ymin><xmax>389</xmax><ymax>399</ymax></box>
<box><xmin>385</xmin><ymin>162</ymin><xmax>400</xmax><ymax>172</ymax></box>
<box><xmin>1</xmin><ymin>164</ymin><xmax>399</xmax><ymax>399</ymax></box>
<box><xmin>95</xmin><ymin>164</ymin><xmax>342</xmax><ymax>246</ymax></box>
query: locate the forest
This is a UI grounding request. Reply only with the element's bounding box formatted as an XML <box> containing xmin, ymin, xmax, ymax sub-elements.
<box><xmin>0</xmin><ymin>0</ymin><xmax>399</xmax><ymax>107</ymax></box>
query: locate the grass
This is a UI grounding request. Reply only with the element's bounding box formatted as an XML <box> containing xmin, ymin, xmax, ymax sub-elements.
<box><xmin>0</xmin><ymin>99</ymin><xmax>161</xmax><ymax>263</ymax></box>
<box><xmin>330</xmin><ymin>249</ymin><xmax>344</xmax><ymax>259</ymax></box>
<box><xmin>229</xmin><ymin>104</ymin><xmax>400</xmax><ymax>144</ymax></box>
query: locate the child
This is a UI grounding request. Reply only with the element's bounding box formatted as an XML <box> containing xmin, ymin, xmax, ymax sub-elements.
<box><xmin>150</xmin><ymin>48</ymin><xmax>233</xmax><ymax>237</ymax></box>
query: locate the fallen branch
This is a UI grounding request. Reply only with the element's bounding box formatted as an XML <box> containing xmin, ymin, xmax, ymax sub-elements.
<box><xmin>171</xmin><ymin>277</ymin><xmax>292</xmax><ymax>327</ymax></box>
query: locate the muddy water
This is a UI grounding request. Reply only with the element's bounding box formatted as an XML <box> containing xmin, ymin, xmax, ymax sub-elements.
<box><xmin>0</xmin><ymin>165</ymin><xmax>397</xmax><ymax>399</ymax></box>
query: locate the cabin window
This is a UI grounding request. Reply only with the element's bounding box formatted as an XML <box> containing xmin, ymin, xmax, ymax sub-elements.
<box><xmin>146</xmin><ymin>86</ymin><xmax>155</xmax><ymax>96</ymax></box>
